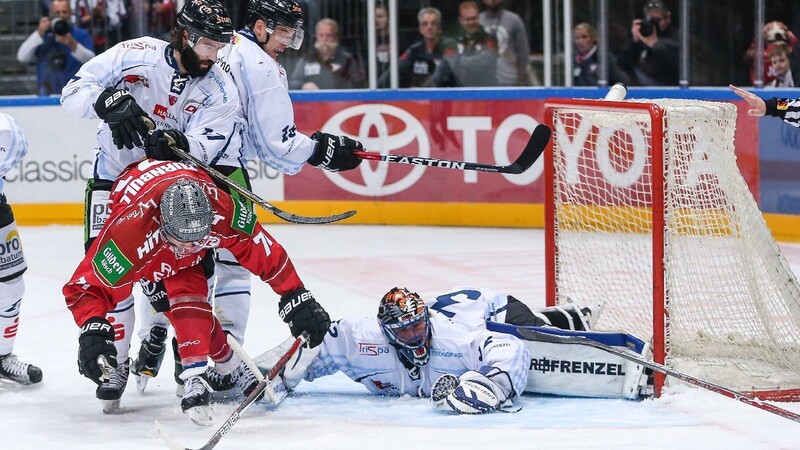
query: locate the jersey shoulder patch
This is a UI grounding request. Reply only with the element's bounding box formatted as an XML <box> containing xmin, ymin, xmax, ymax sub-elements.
<box><xmin>92</xmin><ymin>239</ymin><xmax>134</xmax><ymax>286</ymax></box>
<box><xmin>229</xmin><ymin>195</ymin><xmax>256</xmax><ymax>235</ymax></box>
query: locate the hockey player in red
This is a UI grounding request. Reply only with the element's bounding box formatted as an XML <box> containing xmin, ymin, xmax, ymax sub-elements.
<box><xmin>64</xmin><ymin>159</ymin><xmax>330</xmax><ymax>425</ymax></box>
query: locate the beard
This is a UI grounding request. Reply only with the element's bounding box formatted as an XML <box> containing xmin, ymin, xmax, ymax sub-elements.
<box><xmin>179</xmin><ymin>45</ymin><xmax>214</xmax><ymax>77</ymax></box>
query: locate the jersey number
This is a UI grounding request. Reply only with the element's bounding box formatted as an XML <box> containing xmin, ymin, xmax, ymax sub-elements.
<box><xmin>430</xmin><ymin>289</ymin><xmax>481</xmax><ymax>318</ymax></box>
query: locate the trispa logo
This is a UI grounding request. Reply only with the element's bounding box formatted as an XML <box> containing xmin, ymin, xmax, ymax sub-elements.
<box><xmin>92</xmin><ymin>240</ymin><xmax>133</xmax><ymax>285</ymax></box>
<box><xmin>358</xmin><ymin>343</ymin><xmax>391</xmax><ymax>356</ymax></box>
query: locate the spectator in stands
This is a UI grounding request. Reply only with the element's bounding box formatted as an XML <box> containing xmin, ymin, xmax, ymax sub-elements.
<box><xmin>433</xmin><ymin>1</ymin><xmax>498</xmax><ymax>87</ymax></box>
<box><xmin>572</xmin><ymin>22</ymin><xmax>628</xmax><ymax>87</ymax></box>
<box><xmin>618</xmin><ymin>0</ymin><xmax>679</xmax><ymax>86</ymax></box>
<box><xmin>17</xmin><ymin>0</ymin><xmax>95</xmax><ymax>96</ymax></box>
<box><xmin>743</xmin><ymin>21</ymin><xmax>800</xmax><ymax>87</ymax></box>
<box><xmin>146</xmin><ymin>0</ymin><xmax>177</xmax><ymax>40</ymax></box>
<box><xmin>381</xmin><ymin>7</ymin><xmax>457</xmax><ymax>88</ymax></box>
<box><xmin>479</xmin><ymin>0</ymin><xmax>532</xmax><ymax>86</ymax></box>
<box><xmin>765</xmin><ymin>43</ymin><xmax>800</xmax><ymax>88</ymax></box>
<box><xmin>71</xmin><ymin>0</ymin><xmax>128</xmax><ymax>53</ymax></box>
<box><xmin>289</xmin><ymin>18</ymin><xmax>365</xmax><ymax>90</ymax></box>
<box><xmin>373</xmin><ymin>3</ymin><xmax>391</xmax><ymax>84</ymax></box>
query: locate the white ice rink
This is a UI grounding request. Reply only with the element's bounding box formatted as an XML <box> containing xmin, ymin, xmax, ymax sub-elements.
<box><xmin>2</xmin><ymin>224</ymin><xmax>799</xmax><ymax>450</ymax></box>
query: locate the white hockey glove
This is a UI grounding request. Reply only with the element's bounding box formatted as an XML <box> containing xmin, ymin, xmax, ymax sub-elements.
<box><xmin>253</xmin><ymin>335</ymin><xmax>320</xmax><ymax>390</ymax></box>
<box><xmin>433</xmin><ymin>369</ymin><xmax>512</xmax><ymax>414</ymax></box>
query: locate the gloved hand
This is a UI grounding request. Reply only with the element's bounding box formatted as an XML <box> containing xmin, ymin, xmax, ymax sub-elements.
<box><xmin>94</xmin><ymin>88</ymin><xmax>153</xmax><ymax>150</ymax></box>
<box><xmin>277</xmin><ymin>287</ymin><xmax>331</xmax><ymax>348</ymax></box>
<box><xmin>77</xmin><ymin>317</ymin><xmax>118</xmax><ymax>385</ymax></box>
<box><xmin>144</xmin><ymin>129</ymin><xmax>189</xmax><ymax>162</ymax></box>
<box><xmin>308</xmin><ymin>132</ymin><xmax>363</xmax><ymax>172</ymax></box>
<box><xmin>436</xmin><ymin>370</ymin><xmax>506</xmax><ymax>414</ymax></box>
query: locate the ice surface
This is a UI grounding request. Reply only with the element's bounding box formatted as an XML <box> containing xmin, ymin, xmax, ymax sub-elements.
<box><xmin>1</xmin><ymin>225</ymin><xmax>799</xmax><ymax>449</ymax></box>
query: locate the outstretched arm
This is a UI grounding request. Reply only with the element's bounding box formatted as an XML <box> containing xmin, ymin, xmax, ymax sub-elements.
<box><xmin>730</xmin><ymin>84</ymin><xmax>766</xmax><ymax>116</ymax></box>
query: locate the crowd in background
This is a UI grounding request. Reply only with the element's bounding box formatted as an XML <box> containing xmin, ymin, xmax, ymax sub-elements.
<box><xmin>11</xmin><ymin>0</ymin><xmax>800</xmax><ymax>96</ymax></box>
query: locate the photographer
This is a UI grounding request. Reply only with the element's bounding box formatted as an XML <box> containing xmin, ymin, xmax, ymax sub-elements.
<box><xmin>17</xmin><ymin>0</ymin><xmax>94</xmax><ymax>96</ymax></box>
<box><xmin>618</xmin><ymin>0</ymin><xmax>678</xmax><ymax>86</ymax></box>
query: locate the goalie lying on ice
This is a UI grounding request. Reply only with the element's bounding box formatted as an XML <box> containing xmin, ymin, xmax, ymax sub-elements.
<box><xmin>255</xmin><ymin>286</ymin><xmax>653</xmax><ymax>414</ymax></box>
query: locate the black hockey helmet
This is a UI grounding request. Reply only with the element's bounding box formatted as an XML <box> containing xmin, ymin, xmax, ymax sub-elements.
<box><xmin>177</xmin><ymin>0</ymin><xmax>234</xmax><ymax>45</ymax></box>
<box><xmin>247</xmin><ymin>0</ymin><xmax>305</xmax><ymax>49</ymax></box>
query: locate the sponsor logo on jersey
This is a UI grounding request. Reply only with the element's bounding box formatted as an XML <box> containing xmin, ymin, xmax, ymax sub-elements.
<box><xmin>92</xmin><ymin>240</ymin><xmax>133</xmax><ymax>286</ymax></box>
<box><xmin>120</xmin><ymin>41</ymin><xmax>156</xmax><ymax>51</ymax></box>
<box><xmin>170</xmin><ymin>74</ymin><xmax>188</xmax><ymax>95</ymax></box>
<box><xmin>151</xmin><ymin>262</ymin><xmax>176</xmax><ymax>283</ymax></box>
<box><xmin>358</xmin><ymin>342</ymin><xmax>391</xmax><ymax>356</ymax></box>
<box><xmin>370</xmin><ymin>379</ymin><xmax>396</xmax><ymax>391</ymax></box>
<box><xmin>169</xmin><ymin>95</ymin><xmax>177</xmax><ymax>106</ymax></box>
<box><xmin>153</xmin><ymin>104</ymin><xmax>168</xmax><ymax>120</ymax></box>
<box><xmin>529</xmin><ymin>357</ymin><xmax>626</xmax><ymax>376</ymax></box>
<box><xmin>137</xmin><ymin>228</ymin><xmax>163</xmax><ymax>259</ymax></box>
<box><xmin>430</xmin><ymin>348</ymin><xmax>463</xmax><ymax>358</ymax></box>
<box><xmin>113</xmin><ymin>160</ymin><xmax>198</xmax><ymax>204</ymax></box>
<box><xmin>123</xmin><ymin>74</ymin><xmax>149</xmax><ymax>87</ymax></box>
<box><xmin>184</xmin><ymin>103</ymin><xmax>199</xmax><ymax>114</ymax></box>
<box><xmin>0</xmin><ymin>229</ymin><xmax>24</xmax><ymax>272</ymax></box>
<box><xmin>230</xmin><ymin>196</ymin><xmax>256</xmax><ymax>235</ymax></box>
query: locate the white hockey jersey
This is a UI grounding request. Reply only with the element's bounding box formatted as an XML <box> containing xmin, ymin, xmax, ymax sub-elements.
<box><xmin>426</xmin><ymin>286</ymin><xmax>511</xmax><ymax>328</ymax></box>
<box><xmin>0</xmin><ymin>113</ymin><xmax>29</xmax><ymax>194</ymax></box>
<box><xmin>216</xmin><ymin>30</ymin><xmax>316</xmax><ymax>174</ymax></box>
<box><xmin>305</xmin><ymin>310</ymin><xmax>530</xmax><ymax>401</ymax></box>
<box><xmin>60</xmin><ymin>37</ymin><xmax>244</xmax><ymax>181</ymax></box>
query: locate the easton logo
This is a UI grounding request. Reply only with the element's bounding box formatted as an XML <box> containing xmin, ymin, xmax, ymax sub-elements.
<box><xmin>92</xmin><ymin>240</ymin><xmax>133</xmax><ymax>286</ymax></box>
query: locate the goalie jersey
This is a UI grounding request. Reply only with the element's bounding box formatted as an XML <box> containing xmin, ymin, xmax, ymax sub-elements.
<box><xmin>60</xmin><ymin>37</ymin><xmax>243</xmax><ymax>181</ymax></box>
<box><xmin>304</xmin><ymin>310</ymin><xmax>530</xmax><ymax>401</ymax></box>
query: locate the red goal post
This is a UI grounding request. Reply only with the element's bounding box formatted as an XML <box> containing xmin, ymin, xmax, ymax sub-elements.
<box><xmin>543</xmin><ymin>98</ymin><xmax>800</xmax><ymax>401</ymax></box>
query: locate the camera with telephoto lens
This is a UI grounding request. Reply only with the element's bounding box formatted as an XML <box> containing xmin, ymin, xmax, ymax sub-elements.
<box><xmin>50</xmin><ymin>17</ymin><xmax>70</xmax><ymax>36</ymax></box>
<box><xmin>639</xmin><ymin>16</ymin><xmax>660</xmax><ymax>37</ymax></box>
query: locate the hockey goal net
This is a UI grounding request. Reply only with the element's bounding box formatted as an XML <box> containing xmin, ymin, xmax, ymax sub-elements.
<box><xmin>543</xmin><ymin>98</ymin><xmax>800</xmax><ymax>400</ymax></box>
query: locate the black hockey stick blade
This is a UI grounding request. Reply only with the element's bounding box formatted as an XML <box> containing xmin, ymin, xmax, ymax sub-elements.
<box><xmin>169</xmin><ymin>146</ymin><xmax>356</xmax><ymax>224</ymax></box>
<box><xmin>516</xmin><ymin>327</ymin><xmax>800</xmax><ymax>424</ymax></box>
<box><xmin>502</xmin><ymin>123</ymin><xmax>551</xmax><ymax>174</ymax></box>
<box><xmin>353</xmin><ymin>124</ymin><xmax>551</xmax><ymax>174</ymax></box>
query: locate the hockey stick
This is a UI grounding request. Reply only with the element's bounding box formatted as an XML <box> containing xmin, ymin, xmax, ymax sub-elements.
<box><xmin>155</xmin><ymin>332</ymin><xmax>310</xmax><ymax>450</ymax></box>
<box><xmin>352</xmin><ymin>123</ymin><xmax>551</xmax><ymax>174</ymax></box>
<box><xmin>168</xmin><ymin>146</ymin><xmax>356</xmax><ymax>225</ymax></box>
<box><xmin>516</xmin><ymin>327</ymin><xmax>800</xmax><ymax>424</ymax></box>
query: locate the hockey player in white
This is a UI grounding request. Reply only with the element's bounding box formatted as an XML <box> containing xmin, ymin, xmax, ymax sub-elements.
<box><xmin>0</xmin><ymin>113</ymin><xmax>43</xmax><ymax>386</ymax></box>
<box><xmin>60</xmin><ymin>0</ymin><xmax>246</xmax><ymax>413</ymax></box>
<box><xmin>132</xmin><ymin>0</ymin><xmax>365</xmax><ymax>394</ymax></box>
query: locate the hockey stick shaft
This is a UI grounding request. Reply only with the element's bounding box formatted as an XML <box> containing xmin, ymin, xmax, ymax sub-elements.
<box><xmin>516</xmin><ymin>328</ymin><xmax>800</xmax><ymax>424</ymax></box>
<box><xmin>353</xmin><ymin>124</ymin><xmax>551</xmax><ymax>174</ymax></box>
<box><xmin>156</xmin><ymin>332</ymin><xmax>310</xmax><ymax>450</ymax></box>
<box><xmin>169</xmin><ymin>146</ymin><xmax>356</xmax><ymax>224</ymax></box>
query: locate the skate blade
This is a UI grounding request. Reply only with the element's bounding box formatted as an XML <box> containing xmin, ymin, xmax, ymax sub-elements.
<box><xmin>101</xmin><ymin>398</ymin><xmax>121</xmax><ymax>414</ymax></box>
<box><xmin>135</xmin><ymin>373</ymin><xmax>152</xmax><ymax>395</ymax></box>
<box><xmin>185</xmin><ymin>404</ymin><xmax>214</xmax><ymax>427</ymax></box>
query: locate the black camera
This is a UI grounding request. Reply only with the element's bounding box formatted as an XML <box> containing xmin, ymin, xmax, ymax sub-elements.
<box><xmin>639</xmin><ymin>16</ymin><xmax>660</xmax><ymax>37</ymax></box>
<box><xmin>50</xmin><ymin>17</ymin><xmax>70</xmax><ymax>36</ymax></box>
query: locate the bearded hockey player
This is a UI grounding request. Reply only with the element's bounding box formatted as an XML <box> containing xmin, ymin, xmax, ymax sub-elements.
<box><xmin>59</xmin><ymin>0</ymin><xmax>243</xmax><ymax>411</ymax></box>
<box><xmin>0</xmin><ymin>113</ymin><xmax>42</xmax><ymax>386</ymax></box>
<box><xmin>132</xmin><ymin>0</ymin><xmax>365</xmax><ymax>395</ymax></box>
<box><xmin>64</xmin><ymin>159</ymin><xmax>331</xmax><ymax>425</ymax></box>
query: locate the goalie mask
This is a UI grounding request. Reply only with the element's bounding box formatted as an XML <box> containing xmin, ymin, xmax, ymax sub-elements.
<box><xmin>159</xmin><ymin>179</ymin><xmax>217</xmax><ymax>257</ymax></box>
<box><xmin>377</xmin><ymin>287</ymin><xmax>432</xmax><ymax>367</ymax></box>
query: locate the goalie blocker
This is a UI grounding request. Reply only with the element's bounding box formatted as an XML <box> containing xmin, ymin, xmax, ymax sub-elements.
<box><xmin>487</xmin><ymin>322</ymin><xmax>653</xmax><ymax>400</ymax></box>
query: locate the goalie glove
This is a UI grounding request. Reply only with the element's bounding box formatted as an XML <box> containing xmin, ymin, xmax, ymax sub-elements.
<box><xmin>308</xmin><ymin>132</ymin><xmax>363</xmax><ymax>172</ymax></box>
<box><xmin>94</xmin><ymin>88</ymin><xmax>153</xmax><ymax>150</ymax></box>
<box><xmin>278</xmin><ymin>288</ymin><xmax>331</xmax><ymax>348</ymax></box>
<box><xmin>436</xmin><ymin>369</ymin><xmax>512</xmax><ymax>414</ymax></box>
<box><xmin>253</xmin><ymin>335</ymin><xmax>320</xmax><ymax>390</ymax></box>
<box><xmin>77</xmin><ymin>317</ymin><xmax>118</xmax><ymax>385</ymax></box>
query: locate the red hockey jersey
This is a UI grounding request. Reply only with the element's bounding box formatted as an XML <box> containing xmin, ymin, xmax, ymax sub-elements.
<box><xmin>64</xmin><ymin>159</ymin><xmax>303</xmax><ymax>326</ymax></box>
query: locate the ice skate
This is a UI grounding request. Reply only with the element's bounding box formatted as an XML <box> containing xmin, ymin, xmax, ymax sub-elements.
<box><xmin>96</xmin><ymin>359</ymin><xmax>130</xmax><ymax>414</ymax></box>
<box><xmin>203</xmin><ymin>365</ymin><xmax>236</xmax><ymax>393</ymax></box>
<box><xmin>181</xmin><ymin>374</ymin><xmax>214</xmax><ymax>426</ymax></box>
<box><xmin>132</xmin><ymin>325</ymin><xmax>168</xmax><ymax>394</ymax></box>
<box><xmin>0</xmin><ymin>353</ymin><xmax>43</xmax><ymax>385</ymax></box>
<box><xmin>230</xmin><ymin>361</ymin><xmax>261</xmax><ymax>399</ymax></box>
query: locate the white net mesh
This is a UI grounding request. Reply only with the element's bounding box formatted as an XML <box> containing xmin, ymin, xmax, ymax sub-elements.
<box><xmin>549</xmin><ymin>99</ymin><xmax>800</xmax><ymax>395</ymax></box>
